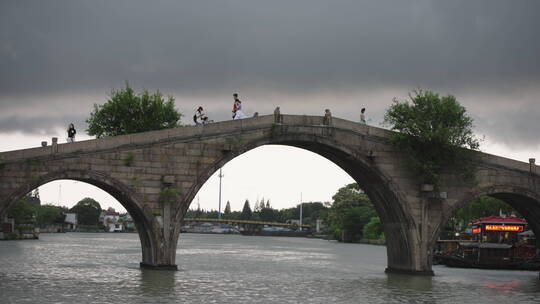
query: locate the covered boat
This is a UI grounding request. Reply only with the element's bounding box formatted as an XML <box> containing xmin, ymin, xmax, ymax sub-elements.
<box><xmin>435</xmin><ymin>216</ymin><xmax>540</xmax><ymax>270</ymax></box>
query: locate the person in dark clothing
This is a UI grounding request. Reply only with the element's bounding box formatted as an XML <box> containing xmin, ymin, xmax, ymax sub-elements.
<box><xmin>193</xmin><ymin>106</ymin><xmax>212</xmax><ymax>125</ymax></box>
<box><xmin>67</xmin><ymin>123</ymin><xmax>76</xmax><ymax>142</ymax></box>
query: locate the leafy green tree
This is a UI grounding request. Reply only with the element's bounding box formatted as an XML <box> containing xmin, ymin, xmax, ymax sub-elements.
<box><xmin>326</xmin><ymin>183</ymin><xmax>376</xmax><ymax>242</ymax></box>
<box><xmin>86</xmin><ymin>84</ymin><xmax>182</xmax><ymax>138</ymax></box>
<box><xmin>70</xmin><ymin>198</ymin><xmax>102</xmax><ymax>225</ymax></box>
<box><xmin>363</xmin><ymin>216</ymin><xmax>384</xmax><ymax>240</ymax></box>
<box><xmin>383</xmin><ymin>89</ymin><xmax>480</xmax><ymax>185</ymax></box>
<box><xmin>35</xmin><ymin>204</ymin><xmax>63</xmax><ymax>226</ymax></box>
<box><xmin>240</xmin><ymin>200</ymin><xmax>252</xmax><ymax>220</ymax></box>
<box><xmin>7</xmin><ymin>198</ymin><xmax>35</xmax><ymax>224</ymax></box>
<box><xmin>206</xmin><ymin>209</ymin><xmax>219</xmax><ymax>219</ymax></box>
<box><xmin>276</xmin><ymin>202</ymin><xmax>328</xmax><ymax>226</ymax></box>
<box><xmin>259</xmin><ymin>206</ymin><xmax>277</xmax><ymax>222</ymax></box>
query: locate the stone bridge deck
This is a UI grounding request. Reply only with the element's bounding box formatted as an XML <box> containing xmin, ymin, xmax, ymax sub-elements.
<box><xmin>0</xmin><ymin>114</ymin><xmax>535</xmax><ymax>174</ymax></box>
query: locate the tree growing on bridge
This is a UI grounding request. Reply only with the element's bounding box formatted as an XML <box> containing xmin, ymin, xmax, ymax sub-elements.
<box><xmin>86</xmin><ymin>83</ymin><xmax>182</xmax><ymax>138</ymax></box>
<box><xmin>383</xmin><ymin>89</ymin><xmax>480</xmax><ymax>185</ymax></box>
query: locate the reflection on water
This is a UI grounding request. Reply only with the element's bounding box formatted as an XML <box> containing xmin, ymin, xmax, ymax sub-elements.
<box><xmin>139</xmin><ymin>269</ymin><xmax>177</xmax><ymax>296</ymax></box>
<box><xmin>0</xmin><ymin>233</ymin><xmax>539</xmax><ymax>303</ymax></box>
<box><xmin>385</xmin><ymin>273</ymin><xmax>434</xmax><ymax>292</ymax></box>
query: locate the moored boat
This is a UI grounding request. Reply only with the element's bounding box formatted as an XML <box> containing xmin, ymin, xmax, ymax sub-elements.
<box><xmin>435</xmin><ymin>216</ymin><xmax>540</xmax><ymax>270</ymax></box>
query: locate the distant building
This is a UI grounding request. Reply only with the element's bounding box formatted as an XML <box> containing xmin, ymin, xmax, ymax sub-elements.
<box><xmin>64</xmin><ymin>213</ymin><xmax>77</xmax><ymax>231</ymax></box>
<box><xmin>120</xmin><ymin>213</ymin><xmax>135</xmax><ymax>232</ymax></box>
<box><xmin>100</xmin><ymin>207</ymin><xmax>123</xmax><ymax>232</ymax></box>
<box><xmin>315</xmin><ymin>219</ymin><xmax>326</xmax><ymax>233</ymax></box>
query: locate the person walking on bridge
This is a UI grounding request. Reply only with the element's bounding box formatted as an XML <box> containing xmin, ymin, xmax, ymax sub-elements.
<box><xmin>67</xmin><ymin>123</ymin><xmax>76</xmax><ymax>142</ymax></box>
<box><xmin>232</xmin><ymin>93</ymin><xmax>246</xmax><ymax>120</ymax></box>
<box><xmin>360</xmin><ymin>108</ymin><xmax>366</xmax><ymax>124</ymax></box>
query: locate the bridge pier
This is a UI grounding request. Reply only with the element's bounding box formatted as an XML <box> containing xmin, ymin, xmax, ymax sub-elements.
<box><xmin>136</xmin><ymin>212</ymin><xmax>179</xmax><ymax>271</ymax></box>
<box><xmin>384</xmin><ymin>243</ymin><xmax>434</xmax><ymax>276</ymax></box>
<box><xmin>139</xmin><ymin>231</ymin><xmax>178</xmax><ymax>270</ymax></box>
<box><xmin>383</xmin><ymin>221</ymin><xmax>435</xmax><ymax>276</ymax></box>
<box><xmin>139</xmin><ymin>236</ymin><xmax>178</xmax><ymax>270</ymax></box>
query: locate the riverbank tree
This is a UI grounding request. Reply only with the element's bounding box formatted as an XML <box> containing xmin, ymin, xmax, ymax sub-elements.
<box><xmin>70</xmin><ymin>198</ymin><xmax>102</xmax><ymax>225</ymax></box>
<box><xmin>7</xmin><ymin>196</ymin><xmax>67</xmax><ymax>227</ymax></box>
<box><xmin>325</xmin><ymin>183</ymin><xmax>377</xmax><ymax>242</ymax></box>
<box><xmin>183</xmin><ymin>183</ymin><xmax>382</xmax><ymax>242</ymax></box>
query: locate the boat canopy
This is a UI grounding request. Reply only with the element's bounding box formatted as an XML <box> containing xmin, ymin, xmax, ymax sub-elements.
<box><xmin>470</xmin><ymin>216</ymin><xmax>527</xmax><ymax>225</ymax></box>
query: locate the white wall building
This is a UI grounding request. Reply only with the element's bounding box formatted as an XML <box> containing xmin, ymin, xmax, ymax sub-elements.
<box><xmin>100</xmin><ymin>207</ymin><xmax>123</xmax><ymax>232</ymax></box>
<box><xmin>64</xmin><ymin>213</ymin><xmax>77</xmax><ymax>231</ymax></box>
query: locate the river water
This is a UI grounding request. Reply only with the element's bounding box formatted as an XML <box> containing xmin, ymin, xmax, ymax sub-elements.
<box><xmin>0</xmin><ymin>233</ymin><xmax>539</xmax><ymax>303</ymax></box>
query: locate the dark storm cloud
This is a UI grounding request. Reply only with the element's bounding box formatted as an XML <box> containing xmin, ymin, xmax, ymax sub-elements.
<box><xmin>474</xmin><ymin>106</ymin><xmax>540</xmax><ymax>149</ymax></box>
<box><xmin>0</xmin><ymin>1</ymin><xmax>539</xmax><ymax>147</ymax></box>
<box><xmin>1</xmin><ymin>0</ymin><xmax>539</xmax><ymax>96</ymax></box>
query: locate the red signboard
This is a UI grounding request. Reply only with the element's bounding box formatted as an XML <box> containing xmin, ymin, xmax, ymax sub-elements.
<box><xmin>485</xmin><ymin>225</ymin><xmax>524</xmax><ymax>232</ymax></box>
<box><xmin>472</xmin><ymin>227</ymin><xmax>481</xmax><ymax>234</ymax></box>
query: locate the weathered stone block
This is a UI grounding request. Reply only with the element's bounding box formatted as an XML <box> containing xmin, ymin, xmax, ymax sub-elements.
<box><xmin>146</xmin><ymin>167</ymin><xmax>166</xmax><ymax>175</ymax></box>
<box><xmin>96</xmin><ymin>135</ymin><xmax>131</xmax><ymax>150</ymax></box>
<box><xmin>186</xmin><ymin>149</ymin><xmax>202</xmax><ymax>157</ymax></box>
<box><xmin>90</xmin><ymin>165</ymin><xmax>109</xmax><ymax>172</ymax></box>
<box><xmin>162</xmin><ymin>175</ymin><xmax>175</xmax><ymax>185</ymax></box>
<box><xmin>168</xmin><ymin>125</ymin><xmax>202</xmax><ymax>139</ymax></box>
<box><xmin>129</xmin><ymin>129</ymin><xmax>169</xmax><ymax>145</ymax></box>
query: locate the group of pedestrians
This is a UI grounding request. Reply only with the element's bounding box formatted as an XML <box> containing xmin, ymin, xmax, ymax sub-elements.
<box><xmin>193</xmin><ymin>93</ymin><xmax>246</xmax><ymax>125</ymax></box>
<box><xmin>66</xmin><ymin>94</ymin><xmax>368</xmax><ymax>143</ymax></box>
<box><xmin>193</xmin><ymin>93</ymin><xmax>368</xmax><ymax>125</ymax></box>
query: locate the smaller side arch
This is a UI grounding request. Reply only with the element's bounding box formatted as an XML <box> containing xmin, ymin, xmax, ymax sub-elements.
<box><xmin>1</xmin><ymin>169</ymin><xmax>164</xmax><ymax>268</ymax></box>
<box><xmin>431</xmin><ymin>185</ymin><xmax>540</xmax><ymax>254</ymax></box>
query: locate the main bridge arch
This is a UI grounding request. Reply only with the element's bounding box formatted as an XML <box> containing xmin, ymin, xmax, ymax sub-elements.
<box><xmin>175</xmin><ymin>129</ymin><xmax>424</xmax><ymax>274</ymax></box>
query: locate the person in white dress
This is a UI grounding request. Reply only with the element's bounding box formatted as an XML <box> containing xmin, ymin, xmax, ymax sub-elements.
<box><xmin>232</xmin><ymin>93</ymin><xmax>246</xmax><ymax>120</ymax></box>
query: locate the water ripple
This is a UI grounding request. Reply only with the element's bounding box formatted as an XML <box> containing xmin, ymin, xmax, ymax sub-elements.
<box><xmin>1</xmin><ymin>233</ymin><xmax>539</xmax><ymax>303</ymax></box>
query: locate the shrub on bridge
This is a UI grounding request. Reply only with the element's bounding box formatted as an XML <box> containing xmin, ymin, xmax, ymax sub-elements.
<box><xmin>86</xmin><ymin>83</ymin><xmax>182</xmax><ymax>138</ymax></box>
<box><xmin>383</xmin><ymin>89</ymin><xmax>480</xmax><ymax>185</ymax></box>
<box><xmin>159</xmin><ymin>187</ymin><xmax>181</xmax><ymax>205</ymax></box>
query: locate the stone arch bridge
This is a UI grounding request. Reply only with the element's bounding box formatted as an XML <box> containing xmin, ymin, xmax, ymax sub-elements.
<box><xmin>0</xmin><ymin>114</ymin><xmax>538</xmax><ymax>275</ymax></box>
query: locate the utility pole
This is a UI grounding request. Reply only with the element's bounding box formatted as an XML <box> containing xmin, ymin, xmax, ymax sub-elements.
<box><xmin>58</xmin><ymin>184</ymin><xmax>62</xmax><ymax>205</ymax></box>
<box><xmin>299</xmin><ymin>192</ymin><xmax>303</xmax><ymax>230</ymax></box>
<box><xmin>218</xmin><ymin>168</ymin><xmax>224</xmax><ymax>220</ymax></box>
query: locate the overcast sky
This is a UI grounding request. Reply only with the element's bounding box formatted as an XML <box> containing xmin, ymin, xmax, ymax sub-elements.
<box><xmin>1</xmin><ymin>1</ymin><xmax>539</xmax><ymax>212</ymax></box>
